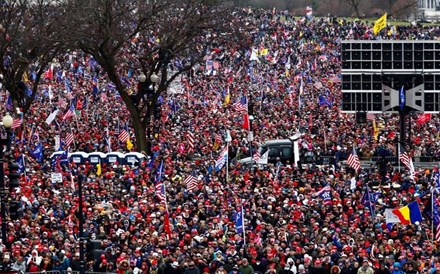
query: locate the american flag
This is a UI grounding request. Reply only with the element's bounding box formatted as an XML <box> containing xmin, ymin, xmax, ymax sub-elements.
<box><xmin>347</xmin><ymin>147</ymin><xmax>360</xmax><ymax>171</ymax></box>
<box><xmin>62</xmin><ymin>104</ymin><xmax>75</xmax><ymax>120</ymax></box>
<box><xmin>233</xmin><ymin>96</ymin><xmax>247</xmax><ymax>112</ymax></box>
<box><xmin>154</xmin><ymin>161</ymin><xmax>165</xmax><ymax>202</ymax></box>
<box><xmin>118</xmin><ymin>129</ymin><xmax>129</xmax><ymax>142</ymax></box>
<box><xmin>184</xmin><ymin>175</ymin><xmax>199</xmax><ymax>191</ymax></box>
<box><xmin>65</xmin><ymin>133</ymin><xmax>74</xmax><ymax>147</ymax></box>
<box><xmin>11</xmin><ymin>118</ymin><xmax>22</xmax><ymax>129</ymax></box>
<box><xmin>433</xmin><ymin>193</ymin><xmax>440</xmax><ymax>242</ymax></box>
<box><xmin>252</xmin><ymin>150</ymin><xmax>261</xmax><ymax>161</ymax></box>
<box><xmin>399</xmin><ymin>145</ymin><xmax>415</xmax><ymax>178</ymax></box>
<box><xmin>187</xmin><ymin>132</ymin><xmax>195</xmax><ymax>151</ymax></box>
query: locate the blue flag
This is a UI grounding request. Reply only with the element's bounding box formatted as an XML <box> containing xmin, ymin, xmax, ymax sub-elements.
<box><xmin>30</xmin><ymin>143</ymin><xmax>44</xmax><ymax>163</ymax></box>
<box><xmin>154</xmin><ymin>160</ymin><xmax>164</xmax><ymax>184</ymax></box>
<box><xmin>6</xmin><ymin>96</ymin><xmax>13</xmax><ymax>111</ymax></box>
<box><xmin>64</xmin><ymin>78</ymin><xmax>73</xmax><ymax>92</ymax></box>
<box><xmin>361</xmin><ymin>187</ymin><xmax>376</xmax><ymax>216</ymax></box>
<box><xmin>318</xmin><ymin>95</ymin><xmax>332</xmax><ymax>107</ymax></box>
<box><xmin>16</xmin><ymin>155</ymin><xmax>25</xmax><ymax>174</ymax></box>
<box><xmin>235</xmin><ymin>206</ymin><xmax>244</xmax><ymax>234</ymax></box>
<box><xmin>147</xmin><ymin>151</ymin><xmax>159</xmax><ymax>170</ymax></box>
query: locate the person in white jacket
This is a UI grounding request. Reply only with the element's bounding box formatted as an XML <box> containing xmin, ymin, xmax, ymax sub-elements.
<box><xmin>285</xmin><ymin>258</ymin><xmax>297</xmax><ymax>274</ymax></box>
<box><xmin>26</xmin><ymin>250</ymin><xmax>42</xmax><ymax>268</ymax></box>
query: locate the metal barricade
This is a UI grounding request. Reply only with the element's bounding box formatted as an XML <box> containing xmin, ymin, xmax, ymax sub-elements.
<box><xmin>26</xmin><ymin>271</ymin><xmax>61</xmax><ymax>274</ymax></box>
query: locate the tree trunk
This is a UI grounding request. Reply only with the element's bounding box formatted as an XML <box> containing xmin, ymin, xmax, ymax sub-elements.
<box><xmin>353</xmin><ymin>4</ymin><xmax>360</xmax><ymax>18</ymax></box>
<box><xmin>132</xmin><ymin>115</ymin><xmax>148</xmax><ymax>154</ymax></box>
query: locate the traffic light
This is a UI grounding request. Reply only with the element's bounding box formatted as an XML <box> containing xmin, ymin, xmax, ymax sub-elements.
<box><xmin>8</xmin><ymin>163</ymin><xmax>20</xmax><ymax>189</ymax></box>
<box><xmin>9</xmin><ymin>201</ymin><xmax>22</xmax><ymax>220</ymax></box>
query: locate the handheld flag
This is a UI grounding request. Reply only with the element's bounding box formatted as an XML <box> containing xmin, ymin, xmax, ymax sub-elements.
<box><xmin>30</xmin><ymin>143</ymin><xmax>44</xmax><ymax>163</ymax></box>
<box><xmin>233</xmin><ymin>96</ymin><xmax>247</xmax><ymax>112</ymax></box>
<box><xmin>185</xmin><ymin>175</ymin><xmax>199</xmax><ymax>191</ymax></box>
<box><xmin>392</xmin><ymin>201</ymin><xmax>423</xmax><ymax>225</ymax></box>
<box><xmin>347</xmin><ymin>147</ymin><xmax>361</xmax><ymax>171</ymax></box>
<box><xmin>62</xmin><ymin>104</ymin><xmax>76</xmax><ymax>120</ymax></box>
<box><xmin>215</xmin><ymin>146</ymin><xmax>228</xmax><ymax>171</ymax></box>
<box><xmin>235</xmin><ymin>206</ymin><xmax>244</xmax><ymax>234</ymax></box>
<box><xmin>256</xmin><ymin>150</ymin><xmax>269</xmax><ymax>165</ymax></box>
<box><xmin>373</xmin><ymin>13</ymin><xmax>387</xmax><ymax>35</ymax></box>
<box><xmin>242</xmin><ymin>113</ymin><xmax>250</xmax><ymax>130</ymax></box>
<box><xmin>154</xmin><ymin>161</ymin><xmax>165</xmax><ymax>202</ymax></box>
<box><xmin>361</xmin><ymin>187</ymin><xmax>376</xmax><ymax>217</ymax></box>
<box><xmin>399</xmin><ymin>144</ymin><xmax>415</xmax><ymax>179</ymax></box>
<box><xmin>96</xmin><ymin>161</ymin><xmax>102</xmax><ymax>176</ymax></box>
<box><xmin>126</xmin><ymin>138</ymin><xmax>134</xmax><ymax>151</ymax></box>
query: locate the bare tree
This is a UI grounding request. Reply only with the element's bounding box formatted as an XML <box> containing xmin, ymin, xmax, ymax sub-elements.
<box><xmin>346</xmin><ymin>0</ymin><xmax>363</xmax><ymax>17</ymax></box>
<box><xmin>0</xmin><ymin>0</ymin><xmax>65</xmax><ymax>117</ymax></box>
<box><xmin>63</xmin><ymin>0</ymin><xmax>246</xmax><ymax>153</ymax></box>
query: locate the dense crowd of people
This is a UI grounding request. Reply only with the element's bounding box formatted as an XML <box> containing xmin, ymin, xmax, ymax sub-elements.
<box><xmin>0</xmin><ymin>8</ymin><xmax>440</xmax><ymax>274</ymax></box>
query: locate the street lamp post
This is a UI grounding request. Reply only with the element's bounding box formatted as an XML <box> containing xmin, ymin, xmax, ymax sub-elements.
<box><xmin>0</xmin><ymin>113</ymin><xmax>13</xmax><ymax>268</ymax></box>
<box><xmin>77</xmin><ymin>173</ymin><xmax>86</xmax><ymax>274</ymax></box>
<box><xmin>147</xmin><ymin>73</ymin><xmax>159</xmax><ymax>154</ymax></box>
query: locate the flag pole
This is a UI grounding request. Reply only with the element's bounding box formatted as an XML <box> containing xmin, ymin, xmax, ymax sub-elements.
<box><xmin>242</xmin><ymin>205</ymin><xmax>246</xmax><ymax>246</ymax></box>
<box><xmin>27</xmin><ymin>123</ymin><xmax>34</xmax><ymax>144</ymax></box>
<box><xmin>248</xmin><ymin>98</ymin><xmax>253</xmax><ymax>161</ymax></box>
<box><xmin>226</xmin><ymin>142</ymin><xmax>229</xmax><ymax>184</ymax></box>
<box><xmin>367</xmin><ymin>187</ymin><xmax>375</xmax><ymax>218</ymax></box>
<box><xmin>22</xmin><ymin>154</ymin><xmax>26</xmax><ymax>178</ymax></box>
<box><xmin>398</xmin><ymin>143</ymin><xmax>401</xmax><ymax>172</ymax></box>
<box><xmin>432</xmin><ymin>189</ymin><xmax>435</xmax><ymax>245</ymax></box>
<box><xmin>71</xmin><ymin>128</ymin><xmax>77</xmax><ymax>150</ymax></box>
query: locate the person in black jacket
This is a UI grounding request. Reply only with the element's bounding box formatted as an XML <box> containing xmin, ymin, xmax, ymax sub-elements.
<box><xmin>341</xmin><ymin>260</ymin><xmax>355</xmax><ymax>274</ymax></box>
<box><xmin>309</xmin><ymin>259</ymin><xmax>326</xmax><ymax>274</ymax></box>
<box><xmin>375</xmin><ymin>263</ymin><xmax>389</xmax><ymax>274</ymax></box>
<box><xmin>164</xmin><ymin>261</ymin><xmax>184</xmax><ymax>274</ymax></box>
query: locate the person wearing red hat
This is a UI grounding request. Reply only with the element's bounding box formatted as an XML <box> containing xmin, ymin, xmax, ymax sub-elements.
<box><xmin>309</xmin><ymin>259</ymin><xmax>326</xmax><ymax>274</ymax></box>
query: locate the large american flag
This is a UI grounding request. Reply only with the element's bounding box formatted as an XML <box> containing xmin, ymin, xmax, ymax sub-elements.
<box><xmin>399</xmin><ymin>145</ymin><xmax>415</xmax><ymax>178</ymax></box>
<box><xmin>118</xmin><ymin>129</ymin><xmax>129</xmax><ymax>142</ymax></box>
<box><xmin>347</xmin><ymin>147</ymin><xmax>360</xmax><ymax>171</ymax></box>
<box><xmin>184</xmin><ymin>175</ymin><xmax>198</xmax><ymax>191</ymax></box>
<box><xmin>187</xmin><ymin>132</ymin><xmax>195</xmax><ymax>151</ymax></box>
<box><xmin>233</xmin><ymin>96</ymin><xmax>247</xmax><ymax>112</ymax></box>
<box><xmin>154</xmin><ymin>161</ymin><xmax>165</xmax><ymax>202</ymax></box>
<box><xmin>62</xmin><ymin>104</ymin><xmax>75</xmax><ymax>120</ymax></box>
<box><xmin>433</xmin><ymin>193</ymin><xmax>440</xmax><ymax>242</ymax></box>
<box><xmin>11</xmin><ymin>118</ymin><xmax>22</xmax><ymax>129</ymax></box>
<box><xmin>65</xmin><ymin>133</ymin><xmax>74</xmax><ymax>147</ymax></box>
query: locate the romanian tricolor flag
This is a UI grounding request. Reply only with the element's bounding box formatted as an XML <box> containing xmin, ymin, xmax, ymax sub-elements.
<box><xmin>392</xmin><ymin>201</ymin><xmax>423</xmax><ymax>225</ymax></box>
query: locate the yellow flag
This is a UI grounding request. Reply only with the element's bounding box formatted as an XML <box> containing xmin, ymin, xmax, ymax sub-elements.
<box><xmin>372</xmin><ymin>119</ymin><xmax>379</xmax><ymax>141</ymax></box>
<box><xmin>96</xmin><ymin>163</ymin><xmax>102</xmax><ymax>176</ymax></box>
<box><xmin>23</xmin><ymin>71</ymin><xmax>29</xmax><ymax>82</ymax></box>
<box><xmin>373</xmin><ymin>13</ymin><xmax>387</xmax><ymax>35</ymax></box>
<box><xmin>223</xmin><ymin>93</ymin><xmax>230</xmax><ymax>106</ymax></box>
<box><xmin>260</xmin><ymin>48</ymin><xmax>269</xmax><ymax>56</ymax></box>
<box><xmin>127</xmin><ymin>138</ymin><xmax>134</xmax><ymax>151</ymax></box>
